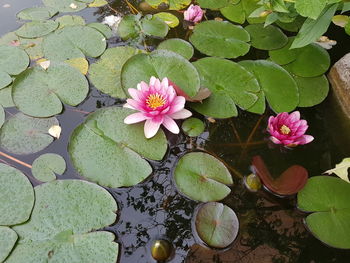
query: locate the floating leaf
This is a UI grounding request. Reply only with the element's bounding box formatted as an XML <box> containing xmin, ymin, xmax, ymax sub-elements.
<box><xmin>157</xmin><ymin>38</ymin><xmax>194</xmax><ymax>60</ymax></box>
<box><xmin>69</xmin><ymin>107</ymin><xmax>168</xmax><ymax>188</ymax></box>
<box><xmin>141</xmin><ymin>15</ymin><xmax>169</xmax><ymax>38</ymax></box>
<box><xmin>87</xmin><ymin>23</ymin><xmax>113</xmax><ymax>38</ymax></box>
<box><xmin>0</xmin><ymin>164</ymin><xmax>35</xmax><ymax>226</ymax></box>
<box><xmin>121</xmin><ymin>50</ymin><xmax>200</xmax><ymax>98</ymax></box>
<box><xmin>12</xmin><ymin>63</ymin><xmax>89</xmax><ymax>117</ymax></box>
<box><xmin>0</xmin><ymin>227</ymin><xmax>17</xmax><ymax>262</ymax></box>
<box><xmin>298</xmin><ymin>176</ymin><xmax>350</xmax><ymax>249</ymax></box>
<box><xmin>48</xmin><ymin>124</ymin><xmax>61</xmax><ymax>139</ymax></box>
<box><xmin>65</xmin><ymin>57</ymin><xmax>89</xmax><ymax>75</ymax></box>
<box><xmin>220</xmin><ymin>1</ymin><xmax>245</xmax><ymax>24</ymax></box>
<box><xmin>88</xmin><ymin>0</ymin><xmax>108</xmax><ymax>7</ymax></box>
<box><xmin>269</xmin><ymin>37</ymin><xmax>298</xmax><ymax>65</ymax></box>
<box><xmin>0</xmin><ymin>86</ymin><xmax>15</xmax><ymax>108</ymax></box>
<box><xmin>0</xmin><ymin>71</ymin><xmax>12</xmax><ymax>89</ymax></box>
<box><xmin>189</xmin><ymin>20</ymin><xmax>250</xmax><ymax>59</ymax></box>
<box><xmin>295</xmin><ymin>0</ymin><xmax>327</xmax><ymax>20</ymax></box>
<box><xmin>32</xmin><ymin>153</ymin><xmax>66</xmax><ymax>182</ymax></box>
<box><xmin>0</xmin><ymin>113</ymin><xmax>58</xmax><ymax>154</ymax></box>
<box><xmin>7</xmin><ymin>180</ymin><xmax>118</xmax><ymax>263</ymax></box>
<box><xmin>38</xmin><ymin>59</ymin><xmax>50</xmax><ymax>70</ymax></box>
<box><xmin>16</xmin><ymin>6</ymin><xmax>58</xmax><ymax>21</ymax></box>
<box><xmin>0</xmin><ymin>45</ymin><xmax>29</xmax><ymax>75</ymax></box>
<box><xmin>245</xmin><ymin>24</ymin><xmax>288</xmax><ymax>50</ymax></box>
<box><xmin>42</xmin><ymin>0</ymin><xmax>88</xmax><ymax>12</ymax></box>
<box><xmin>117</xmin><ymin>15</ymin><xmax>140</xmax><ymax>40</ymax></box>
<box><xmin>294</xmin><ymin>75</ymin><xmax>329</xmax><ymax>107</ymax></box>
<box><xmin>239</xmin><ymin>60</ymin><xmax>299</xmax><ymax>113</ymax></box>
<box><xmin>197</xmin><ymin>0</ymin><xmax>230</xmax><ymax>9</ymax></box>
<box><xmin>325</xmin><ymin>158</ymin><xmax>350</xmax><ymax>183</ymax></box>
<box><xmin>154</xmin><ymin>12</ymin><xmax>180</xmax><ymax>28</ymax></box>
<box><xmin>145</xmin><ymin>0</ymin><xmax>191</xmax><ymax>10</ymax></box>
<box><xmin>43</xmin><ymin>25</ymin><xmax>106</xmax><ymax>61</ymax></box>
<box><xmin>89</xmin><ymin>47</ymin><xmax>143</xmax><ymax>98</ymax></box>
<box><xmin>0</xmin><ymin>105</ymin><xmax>4</xmax><ymax>128</ymax></box>
<box><xmin>56</xmin><ymin>15</ymin><xmax>86</xmax><ymax>29</ymax></box>
<box><xmin>195</xmin><ymin>202</ymin><xmax>239</xmax><ymax>248</ymax></box>
<box><xmin>252</xmin><ymin>156</ymin><xmax>308</xmax><ymax>196</ymax></box>
<box><xmin>174</xmin><ymin>152</ymin><xmax>233</xmax><ymax>202</ymax></box>
<box><xmin>182</xmin><ymin>118</ymin><xmax>205</xmax><ymax>137</ymax></box>
<box><xmin>15</xmin><ymin>20</ymin><xmax>59</xmax><ymax>38</ymax></box>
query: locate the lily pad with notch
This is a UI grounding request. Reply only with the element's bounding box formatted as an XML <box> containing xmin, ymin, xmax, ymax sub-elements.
<box><xmin>42</xmin><ymin>0</ymin><xmax>89</xmax><ymax>12</ymax></box>
<box><xmin>15</xmin><ymin>20</ymin><xmax>59</xmax><ymax>38</ymax></box>
<box><xmin>17</xmin><ymin>6</ymin><xmax>58</xmax><ymax>21</ymax></box>
<box><xmin>182</xmin><ymin>118</ymin><xmax>205</xmax><ymax>137</ymax></box>
<box><xmin>31</xmin><ymin>153</ymin><xmax>66</xmax><ymax>182</ymax></box>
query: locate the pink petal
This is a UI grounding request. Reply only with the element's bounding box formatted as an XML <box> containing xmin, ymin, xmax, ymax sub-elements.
<box><xmin>150</xmin><ymin>76</ymin><xmax>157</xmax><ymax>86</ymax></box>
<box><xmin>168</xmin><ymin>96</ymin><xmax>186</xmax><ymax>114</ymax></box>
<box><xmin>161</xmin><ymin>77</ymin><xmax>169</xmax><ymax>88</ymax></box>
<box><xmin>144</xmin><ymin>118</ymin><xmax>162</xmax><ymax>139</ymax></box>
<box><xmin>126</xmin><ymin>99</ymin><xmax>143</xmax><ymax>111</ymax></box>
<box><xmin>287</xmin><ymin>111</ymin><xmax>301</xmax><ymax>123</ymax></box>
<box><xmin>139</xmin><ymin>81</ymin><xmax>149</xmax><ymax>92</ymax></box>
<box><xmin>124</xmin><ymin>112</ymin><xmax>147</xmax><ymax>124</ymax></box>
<box><xmin>294</xmin><ymin>135</ymin><xmax>314</xmax><ymax>145</ymax></box>
<box><xmin>162</xmin><ymin>116</ymin><xmax>180</xmax><ymax>134</ymax></box>
<box><xmin>270</xmin><ymin>136</ymin><xmax>282</xmax><ymax>144</ymax></box>
<box><xmin>169</xmin><ymin>109</ymin><xmax>192</xmax><ymax>119</ymax></box>
<box><xmin>128</xmin><ymin>88</ymin><xmax>144</xmax><ymax>102</ymax></box>
<box><xmin>123</xmin><ymin>103</ymin><xmax>135</xmax><ymax>110</ymax></box>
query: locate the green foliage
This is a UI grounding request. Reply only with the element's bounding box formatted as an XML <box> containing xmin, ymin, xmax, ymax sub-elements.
<box><xmin>181</xmin><ymin>118</ymin><xmax>205</xmax><ymax>137</ymax></box>
<box><xmin>157</xmin><ymin>38</ymin><xmax>194</xmax><ymax>60</ymax></box>
<box><xmin>31</xmin><ymin>153</ymin><xmax>66</xmax><ymax>182</ymax></box>
<box><xmin>145</xmin><ymin>0</ymin><xmax>191</xmax><ymax>10</ymax></box>
<box><xmin>0</xmin><ymin>227</ymin><xmax>17</xmax><ymax>262</ymax></box>
<box><xmin>17</xmin><ymin>6</ymin><xmax>58</xmax><ymax>21</ymax></box>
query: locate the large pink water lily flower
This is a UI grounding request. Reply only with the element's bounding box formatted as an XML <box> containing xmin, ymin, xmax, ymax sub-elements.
<box><xmin>184</xmin><ymin>4</ymin><xmax>204</xmax><ymax>23</ymax></box>
<box><xmin>267</xmin><ymin>111</ymin><xmax>314</xmax><ymax>147</ymax></box>
<box><xmin>124</xmin><ymin>76</ymin><xmax>192</xmax><ymax>139</ymax></box>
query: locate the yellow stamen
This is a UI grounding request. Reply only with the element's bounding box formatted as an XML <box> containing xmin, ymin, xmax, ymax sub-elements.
<box><xmin>280</xmin><ymin>125</ymin><xmax>291</xmax><ymax>135</ymax></box>
<box><xmin>146</xmin><ymin>93</ymin><xmax>166</xmax><ymax>110</ymax></box>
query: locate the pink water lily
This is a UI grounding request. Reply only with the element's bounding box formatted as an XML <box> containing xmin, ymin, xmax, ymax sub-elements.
<box><xmin>124</xmin><ymin>76</ymin><xmax>192</xmax><ymax>139</ymax></box>
<box><xmin>267</xmin><ymin>111</ymin><xmax>314</xmax><ymax>147</ymax></box>
<box><xmin>184</xmin><ymin>4</ymin><xmax>204</xmax><ymax>23</ymax></box>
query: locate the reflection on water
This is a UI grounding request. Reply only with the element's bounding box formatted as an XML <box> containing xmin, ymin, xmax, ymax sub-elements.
<box><xmin>1</xmin><ymin>0</ymin><xmax>350</xmax><ymax>262</ymax></box>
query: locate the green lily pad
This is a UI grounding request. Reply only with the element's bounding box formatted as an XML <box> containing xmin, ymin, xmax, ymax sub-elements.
<box><xmin>15</xmin><ymin>20</ymin><xmax>59</xmax><ymax>38</ymax></box>
<box><xmin>117</xmin><ymin>15</ymin><xmax>140</xmax><ymax>40</ymax></box>
<box><xmin>154</xmin><ymin>12</ymin><xmax>179</xmax><ymax>28</ymax></box>
<box><xmin>42</xmin><ymin>0</ymin><xmax>88</xmax><ymax>12</ymax></box>
<box><xmin>174</xmin><ymin>152</ymin><xmax>233</xmax><ymax>202</ymax></box>
<box><xmin>0</xmin><ymin>113</ymin><xmax>58</xmax><ymax>155</ymax></box>
<box><xmin>0</xmin><ymin>45</ymin><xmax>29</xmax><ymax>75</ymax></box>
<box><xmin>189</xmin><ymin>20</ymin><xmax>250</xmax><ymax>59</ymax></box>
<box><xmin>69</xmin><ymin>107</ymin><xmax>168</xmax><ymax>188</ymax></box>
<box><xmin>0</xmin><ymin>164</ymin><xmax>35</xmax><ymax>226</ymax></box>
<box><xmin>220</xmin><ymin>1</ymin><xmax>245</xmax><ymax>24</ymax></box>
<box><xmin>0</xmin><ymin>86</ymin><xmax>15</xmax><ymax>108</ymax></box>
<box><xmin>7</xmin><ymin>179</ymin><xmax>118</xmax><ymax>263</ymax></box>
<box><xmin>244</xmin><ymin>24</ymin><xmax>288</xmax><ymax>50</ymax></box>
<box><xmin>88</xmin><ymin>0</ymin><xmax>108</xmax><ymax>7</ymax></box>
<box><xmin>0</xmin><ymin>105</ymin><xmax>4</xmax><ymax>128</ymax></box>
<box><xmin>121</xmin><ymin>50</ymin><xmax>200</xmax><ymax>98</ymax></box>
<box><xmin>32</xmin><ymin>153</ymin><xmax>66</xmax><ymax>182</ymax></box>
<box><xmin>56</xmin><ymin>15</ymin><xmax>86</xmax><ymax>29</ymax></box>
<box><xmin>0</xmin><ymin>227</ymin><xmax>17</xmax><ymax>262</ymax></box>
<box><xmin>269</xmin><ymin>37</ymin><xmax>298</xmax><ymax>65</ymax></box>
<box><xmin>12</xmin><ymin>63</ymin><xmax>89</xmax><ymax>117</ymax></box>
<box><xmin>195</xmin><ymin>202</ymin><xmax>239</xmax><ymax>248</ymax></box>
<box><xmin>0</xmin><ymin>71</ymin><xmax>12</xmax><ymax>89</ymax></box>
<box><xmin>145</xmin><ymin>0</ymin><xmax>191</xmax><ymax>10</ymax></box>
<box><xmin>294</xmin><ymin>75</ymin><xmax>329</xmax><ymax>107</ymax></box>
<box><xmin>17</xmin><ymin>6</ymin><xmax>58</xmax><ymax>21</ymax></box>
<box><xmin>87</xmin><ymin>23</ymin><xmax>113</xmax><ymax>38</ymax></box>
<box><xmin>197</xmin><ymin>0</ymin><xmax>230</xmax><ymax>9</ymax></box>
<box><xmin>157</xmin><ymin>38</ymin><xmax>194</xmax><ymax>60</ymax></box>
<box><xmin>239</xmin><ymin>60</ymin><xmax>299</xmax><ymax>113</ymax></box>
<box><xmin>298</xmin><ymin>176</ymin><xmax>350</xmax><ymax>249</ymax></box>
<box><xmin>89</xmin><ymin>47</ymin><xmax>143</xmax><ymax>98</ymax></box>
<box><xmin>181</xmin><ymin>118</ymin><xmax>205</xmax><ymax>137</ymax></box>
<box><xmin>141</xmin><ymin>15</ymin><xmax>169</xmax><ymax>38</ymax></box>
<box><xmin>43</xmin><ymin>25</ymin><xmax>106</xmax><ymax>61</ymax></box>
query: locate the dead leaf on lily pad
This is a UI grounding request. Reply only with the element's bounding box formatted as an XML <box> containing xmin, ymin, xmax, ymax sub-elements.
<box><xmin>324</xmin><ymin>158</ymin><xmax>350</xmax><ymax>183</ymax></box>
<box><xmin>48</xmin><ymin>125</ymin><xmax>61</xmax><ymax>139</ymax></box>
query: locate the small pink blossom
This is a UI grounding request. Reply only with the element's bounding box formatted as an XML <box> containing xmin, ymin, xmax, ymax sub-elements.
<box><xmin>267</xmin><ymin>111</ymin><xmax>314</xmax><ymax>147</ymax></box>
<box><xmin>124</xmin><ymin>76</ymin><xmax>192</xmax><ymax>139</ymax></box>
<box><xmin>184</xmin><ymin>4</ymin><xmax>204</xmax><ymax>23</ymax></box>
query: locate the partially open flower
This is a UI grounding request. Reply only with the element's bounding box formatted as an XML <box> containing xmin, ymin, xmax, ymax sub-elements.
<box><xmin>267</xmin><ymin>111</ymin><xmax>314</xmax><ymax>147</ymax></box>
<box><xmin>124</xmin><ymin>76</ymin><xmax>192</xmax><ymax>139</ymax></box>
<box><xmin>184</xmin><ymin>4</ymin><xmax>204</xmax><ymax>23</ymax></box>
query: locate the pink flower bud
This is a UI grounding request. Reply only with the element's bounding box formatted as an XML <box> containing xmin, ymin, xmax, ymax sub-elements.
<box><xmin>184</xmin><ymin>4</ymin><xmax>204</xmax><ymax>23</ymax></box>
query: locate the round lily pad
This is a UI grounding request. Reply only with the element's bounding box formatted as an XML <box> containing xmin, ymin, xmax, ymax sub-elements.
<box><xmin>220</xmin><ymin>1</ymin><xmax>245</xmax><ymax>24</ymax></box>
<box><xmin>117</xmin><ymin>15</ymin><xmax>140</xmax><ymax>40</ymax></box>
<box><xmin>43</xmin><ymin>25</ymin><xmax>106</xmax><ymax>61</ymax></box>
<box><xmin>0</xmin><ymin>164</ymin><xmax>34</xmax><ymax>226</ymax></box>
<box><xmin>174</xmin><ymin>152</ymin><xmax>233</xmax><ymax>202</ymax></box>
<box><xmin>32</xmin><ymin>153</ymin><xmax>66</xmax><ymax>182</ymax></box>
<box><xmin>0</xmin><ymin>86</ymin><xmax>15</xmax><ymax>108</ymax></box>
<box><xmin>0</xmin><ymin>226</ymin><xmax>17</xmax><ymax>262</ymax></box>
<box><xmin>239</xmin><ymin>60</ymin><xmax>299</xmax><ymax>113</ymax></box>
<box><xmin>0</xmin><ymin>45</ymin><xmax>29</xmax><ymax>75</ymax></box>
<box><xmin>295</xmin><ymin>75</ymin><xmax>329</xmax><ymax>107</ymax></box>
<box><xmin>154</xmin><ymin>12</ymin><xmax>179</xmax><ymax>28</ymax></box>
<box><xmin>12</xmin><ymin>63</ymin><xmax>89</xmax><ymax>117</ymax></box>
<box><xmin>0</xmin><ymin>71</ymin><xmax>11</xmax><ymax>89</ymax></box>
<box><xmin>0</xmin><ymin>105</ymin><xmax>4</xmax><ymax>128</ymax></box>
<box><xmin>89</xmin><ymin>47</ymin><xmax>143</xmax><ymax>98</ymax></box>
<box><xmin>269</xmin><ymin>37</ymin><xmax>298</xmax><ymax>65</ymax></box>
<box><xmin>145</xmin><ymin>0</ymin><xmax>191</xmax><ymax>10</ymax></box>
<box><xmin>0</xmin><ymin>113</ymin><xmax>58</xmax><ymax>155</ymax></box>
<box><xmin>88</xmin><ymin>23</ymin><xmax>113</xmax><ymax>38</ymax></box>
<box><xmin>182</xmin><ymin>118</ymin><xmax>205</xmax><ymax>137</ymax></box>
<box><xmin>7</xmin><ymin>179</ymin><xmax>119</xmax><ymax>263</ymax></box>
<box><xmin>197</xmin><ymin>0</ymin><xmax>230</xmax><ymax>9</ymax></box>
<box><xmin>298</xmin><ymin>176</ymin><xmax>350</xmax><ymax>249</ymax></box>
<box><xmin>244</xmin><ymin>24</ymin><xmax>288</xmax><ymax>50</ymax></box>
<box><xmin>189</xmin><ymin>20</ymin><xmax>250</xmax><ymax>59</ymax></box>
<box><xmin>15</xmin><ymin>20</ymin><xmax>59</xmax><ymax>38</ymax></box>
<box><xmin>121</xmin><ymin>50</ymin><xmax>200</xmax><ymax>98</ymax></box>
<box><xmin>69</xmin><ymin>107</ymin><xmax>168</xmax><ymax>188</ymax></box>
<box><xmin>17</xmin><ymin>6</ymin><xmax>58</xmax><ymax>21</ymax></box>
<box><xmin>141</xmin><ymin>15</ymin><xmax>169</xmax><ymax>38</ymax></box>
<box><xmin>56</xmin><ymin>15</ymin><xmax>86</xmax><ymax>29</ymax></box>
<box><xmin>195</xmin><ymin>202</ymin><xmax>239</xmax><ymax>248</ymax></box>
<box><xmin>42</xmin><ymin>0</ymin><xmax>88</xmax><ymax>12</ymax></box>
<box><xmin>157</xmin><ymin>38</ymin><xmax>194</xmax><ymax>60</ymax></box>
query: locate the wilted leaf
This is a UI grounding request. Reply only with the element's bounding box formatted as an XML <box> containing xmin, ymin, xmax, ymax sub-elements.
<box><xmin>325</xmin><ymin>158</ymin><xmax>350</xmax><ymax>183</ymax></box>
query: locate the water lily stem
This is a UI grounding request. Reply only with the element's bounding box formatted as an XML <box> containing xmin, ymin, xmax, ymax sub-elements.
<box><xmin>229</xmin><ymin>119</ymin><xmax>242</xmax><ymax>145</ymax></box>
<box><xmin>125</xmin><ymin>0</ymin><xmax>138</xmax><ymax>14</ymax></box>
<box><xmin>0</xmin><ymin>151</ymin><xmax>32</xmax><ymax>169</ymax></box>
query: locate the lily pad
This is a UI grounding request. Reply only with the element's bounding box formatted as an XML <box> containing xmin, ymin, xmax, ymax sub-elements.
<box><xmin>191</xmin><ymin>57</ymin><xmax>260</xmax><ymax>117</ymax></box>
<box><xmin>174</xmin><ymin>152</ymin><xmax>233</xmax><ymax>202</ymax></box>
<box><xmin>0</xmin><ymin>113</ymin><xmax>58</xmax><ymax>155</ymax></box>
<box><xmin>121</xmin><ymin>50</ymin><xmax>200</xmax><ymax>98</ymax></box>
<box><xmin>0</xmin><ymin>164</ymin><xmax>35</xmax><ymax>226</ymax></box>
<box><xmin>157</xmin><ymin>38</ymin><xmax>194</xmax><ymax>60</ymax></box>
<box><xmin>88</xmin><ymin>0</ymin><xmax>108</xmax><ymax>7</ymax></box>
<box><xmin>294</xmin><ymin>75</ymin><xmax>329</xmax><ymax>107</ymax></box>
<box><xmin>56</xmin><ymin>15</ymin><xmax>86</xmax><ymax>29</ymax></box>
<box><xmin>145</xmin><ymin>0</ymin><xmax>191</xmax><ymax>10</ymax></box>
<box><xmin>195</xmin><ymin>202</ymin><xmax>239</xmax><ymax>248</ymax></box>
<box><xmin>0</xmin><ymin>45</ymin><xmax>29</xmax><ymax>75</ymax></box>
<box><xmin>239</xmin><ymin>60</ymin><xmax>299</xmax><ymax>113</ymax></box>
<box><xmin>197</xmin><ymin>0</ymin><xmax>230</xmax><ymax>9</ymax></box>
<box><xmin>0</xmin><ymin>71</ymin><xmax>12</xmax><ymax>89</ymax></box>
<box><xmin>0</xmin><ymin>227</ymin><xmax>17</xmax><ymax>262</ymax></box>
<box><xmin>88</xmin><ymin>23</ymin><xmax>113</xmax><ymax>38</ymax></box>
<box><xmin>17</xmin><ymin>6</ymin><xmax>58</xmax><ymax>21</ymax></box>
<box><xmin>220</xmin><ymin>1</ymin><xmax>245</xmax><ymax>24</ymax></box>
<box><xmin>43</xmin><ymin>25</ymin><xmax>106</xmax><ymax>61</ymax></box>
<box><xmin>154</xmin><ymin>12</ymin><xmax>180</xmax><ymax>28</ymax></box>
<box><xmin>42</xmin><ymin>0</ymin><xmax>88</xmax><ymax>12</ymax></box>
<box><xmin>15</xmin><ymin>20</ymin><xmax>59</xmax><ymax>38</ymax></box>
<box><xmin>117</xmin><ymin>15</ymin><xmax>140</xmax><ymax>40</ymax></box>
<box><xmin>298</xmin><ymin>176</ymin><xmax>350</xmax><ymax>249</ymax></box>
<box><xmin>244</xmin><ymin>24</ymin><xmax>288</xmax><ymax>50</ymax></box>
<box><xmin>0</xmin><ymin>105</ymin><xmax>4</xmax><ymax>128</ymax></box>
<box><xmin>7</xmin><ymin>179</ymin><xmax>119</xmax><ymax>263</ymax></box>
<box><xmin>269</xmin><ymin>37</ymin><xmax>298</xmax><ymax>65</ymax></box>
<box><xmin>189</xmin><ymin>20</ymin><xmax>250</xmax><ymax>59</ymax></box>
<box><xmin>12</xmin><ymin>63</ymin><xmax>89</xmax><ymax>117</ymax></box>
<box><xmin>141</xmin><ymin>15</ymin><xmax>169</xmax><ymax>38</ymax></box>
<box><xmin>182</xmin><ymin>118</ymin><xmax>205</xmax><ymax>137</ymax></box>
<box><xmin>0</xmin><ymin>86</ymin><xmax>15</xmax><ymax>108</ymax></box>
<box><xmin>32</xmin><ymin>153</ymin><xmax>66</xmax><ymax>182</ymax></box>
<box><xmin>69</xmin><ymin>107</ymin><xmax>168</xmax><ymax>188</ymax></box>
<box><xmin>89</xmin><ymin>46</ymin><xmax>143</xmax><ymax>98</ymax></box>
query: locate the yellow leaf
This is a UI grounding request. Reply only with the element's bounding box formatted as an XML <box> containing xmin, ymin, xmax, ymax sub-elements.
<box><xmin>64</xmin><ymin>58</ymin><xmax>89</xmax><ymax>75</ymax></box>
<box><xmin>88</xmin><ymin>0</ymin><xmax>108</xmax><ymax>7</ymax></box>
<box><xmin>48</xmin><ymin>125</ymin><xmax>62</xmax><ymax>139</ymax></box>
<box><xmin>325</xmin><ymin>158</ymin><xmax>350</xmax><ymax>183</ymax></box>
<box><xmin>37</xmin><ymin>59</ymin><xmax>51</xmax><ymax>70</ymax></box>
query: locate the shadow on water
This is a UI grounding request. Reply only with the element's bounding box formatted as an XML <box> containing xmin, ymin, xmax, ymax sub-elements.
<box><xmin>1</xmin><ymin>0</ymin><xmax>350</xmax><ymax>262</ymax></box>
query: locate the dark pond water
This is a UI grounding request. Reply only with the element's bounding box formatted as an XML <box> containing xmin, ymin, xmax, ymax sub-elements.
<box><xmin>1</xmin><ymin>0</ymin><xmax>350</xmax><ymax>262</ymax></box>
